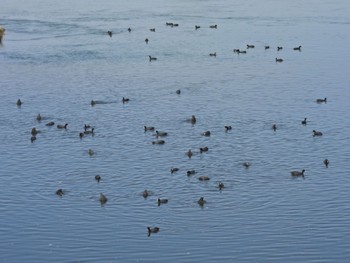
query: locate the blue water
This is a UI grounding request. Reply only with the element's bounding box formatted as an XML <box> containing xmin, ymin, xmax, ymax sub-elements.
<box><xmin>1</xmin><ymin>0</ymin><xmax>350</xmax><ymax>262</ymax></box>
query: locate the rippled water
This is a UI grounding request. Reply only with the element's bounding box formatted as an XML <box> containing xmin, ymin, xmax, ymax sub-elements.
<box><xmin>1</xmin><ymin>0</ymin><xmax>350</xmax><ymax>262</ymax></box>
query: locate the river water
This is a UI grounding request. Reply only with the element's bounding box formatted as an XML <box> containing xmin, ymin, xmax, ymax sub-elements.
<box><xmin>1</xmin><ymin>0</ymin><xmax>350</xmax><ymax>262</ymax></box>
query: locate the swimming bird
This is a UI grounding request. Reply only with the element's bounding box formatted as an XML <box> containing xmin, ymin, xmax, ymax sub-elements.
<box><xmin>128</xmin><ymin>27</ymin><xmax>131</xmax><ymax>32</ymax></box>
<box><xmin>233</xmin><ymin>49</ymin><xmax>240</xmax><ymax>53</ymax></box>
<box><xmin>16</xmin><ymin>99</ymin><xmax>22</xmax><ymax>106</ymax></box>
<box><xmin>225</xmin><ymin>125</ymin><xmax>232</xmax><ymax>131</ymax></box>
<box><xmin>238</xmin><ymin>50</ymin><xmax>247</xmax><ymax>54</ymax></box>
<box><xmin>243</xmin><ymin>162</ymin><xmax>251</xmax><ymax>168</ymax></box>
<box><xmin>209</xmin><ymin>24</ymin><xmax>217</xmax><ymax>29</ymax></box>
<box><xmin>150</xmin><ymin>28</ymin><xmax>155</xmax><ymax>32</ymax></box>
<box><xmin>197</xmin><ymin>197</ymin><xmax>206</xmax><ymax>206</ymax></box>
<box><xmin>176</xmin><ymin>89</ymin><xmax>181</xmax><ymax>94</ymax></box>
<box><xmin>157</xmin><ymin>198</ymin><xmax>168</xmax><ymax>206</ymax></box>
<box><xmin>57</xmin><ymin>123</ymin><xmax>68</xmax><ymax>129</ymax></box>
<box><xmin>107</xmin><ymin>31</ymin><xmax>112</xmax><ymax>37</ymax></box>
<box><xmin>171</xmin><ymin>168</ymin><xmax>179</xmax><ymax>174</ymax></box>
<box><xmin>147</xmin><ymin>226</ymin><xmax>159</xmax><ymax>236</ymax></box>
<box><xmin>91</xmin><ymin>100</ymin><xmax>96</xmax><ymax>106</ymax></box>
<box><xmin>152</xmin><ymin>140</ymin><xmax>165</xmax><ymax>145</ymax></box>
<box><xmin>142</xmin><ymin>190</ymin><xmax>149</xmax><ymax>198</ymax></box>
<box><xmin>31</xmin><ymin>136</ymin><xmax>36</xmax><ymax>143</ymax></box>
<box><xmin>31</xmin><ymin>128</ymin><xmax>38</xmax><ymax>136</ymax></box>
<box><xmin>122</xmin><ymin>97</ymin><xmax>130</xmax><ymax>103</ymax></box>
<box><xmin>173</xmin><ymin>23</ymin><xmax>179</xmax><ymax>27</ymax></box>
<box><xmin>186</xmin><ymin>149</ymin><xmax>193</xmax><ymax>159</ymax></box>
<box><xmin>301</xmin><ymin>118</ymin><xmax>307</xmax><ymax>125</ymax></box>
<box><xmin>156</xmin><ymin>130</ymin><xmax>168</xmax><ymax>137</ymax></box>
<box><xmin>209</xmin><ymin>52</ymin><xmax>216</xmax><ymax>57</ymax></box>
<box><xmin>275</xmin><ymin>58</ymin><xmax>283</xmax><ymax>62</ymax></box>
<box><xmin>149</xmin><ymin>56</ymin><xmax>157</xmax><ymax>61</ymax></box>
<box><xmin>291</xmin><ymin>169</ymin><xmax>305</xmax><ymax>177</ymax></box>
<box><xmin>313</xmin><ymin>130</ymin><xmax>323</xmax><ymax>136</ymax></box>
<box><xmin>166</xmin><ymin>22</ymin><xmax>173</xmax><ymax>26</ymax></box>
<box><xmin>316</xmin><ymin>98</ymin><xmax>327</xmax><ymax>103</ymax></box>
<box><xmin>200</xmin><ymin>147</ymin><xmax>209</xmax><ymax>153</ymax></box>
<box><xmin>201</xmin><ymin>131</ymin><xmax>211</xmax><ymax>136</ymax></box>
<box><xmin>88</xmin><ymin>149</ymin><xmax>94</xmax><ymax>156</ymax></box>
<box><xmin>265</xmin><ymin>45</ymin><xmax>270</xmax><ymax>50</ymax></box>
<box><xmin>247</xmin><ymin>44</ymin><xmax>255</xmax><ymax>49</ymax></box>
<box><xmin>56</xmin><ymin>189</ymin><xmax>64</xmax><ymax>196</ymax></box>
<box><xmin>272</xmin><ymin>124</ymin><xmax>277</xmax><ymax>131</ymax></box>
<box><xmin>198</xmin><ymin>176</ymin><xmax>210</xmax><ymax>181</ymax></box>
<box><xmin>218</xmin><ymin>182</ymin><xmax>225</xmax><ymax>190</ymax></box>
<box><xmin>46</xmin><ymin>121</ymin><xmax>55</xmax><ymax>126</ymax></box>
<box><xmin>195</xmin><ymin>25</ymin><xmax>200</xmax><ymax>30</ymax></box>
<box><xmin>145</xmin><ymin>38</ymin><xmax>149</xmax><ymax>44</ymax></box>
<box><xmin>36</xmin><ymin>114</ymin><xmax>42</xmax><ymax>121</ymax></box>
<box><xmin>95</xmin><ymin>175</ymin><xmax>101</xmax><ymax>182</ymax></box>
<box><xmin>187</xmin><ymin>170</ymin><xmax>196</xmax><ymax>176</ymax></box>
<box><xmin>186</xmin><ymin>115</ymin><xmax>196</xmax><ymax>124</ymax></box>
<box><xmin>293</xmin><ymin>45</ymin><xmax>302</xmax><ymax>51</ymax></box>
<box><xmin>99</xmin><ymin>193</ymin><xmax>108</xmax><ymax>205</ymax></box>
<box><xmin>277</xmin><ymin>46</ymin><xmax>283</xmax><ymax>51</ymax></box>
<box><xmin>144</xmin><ymin>126</ymin><xmax>155</xmax><ymax>132</ymax></box>
<box><xmin>323</xmin><ymin>159</ymin><xmax>329</xmax><ymax>168</ymax></box>
<box><xmin>84</xmin><ymin>124</ymin><xmax>92</xmax><ymax>130</ymax></box>
<box><xmin>79</xmin><ymin>132</ymin><xmax>84</xmax><ymax>138</ymax></box>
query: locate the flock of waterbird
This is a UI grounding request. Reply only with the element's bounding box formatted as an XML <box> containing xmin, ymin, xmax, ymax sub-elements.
<box><xmin>105</xmin><ymin>22</ymin><xmax>302</xmax><ymax>63</ymax></box>
<box><xmin>15</xmin><ymin>22</ymin><xmax>329</xmax><ymax>237</ymax></box>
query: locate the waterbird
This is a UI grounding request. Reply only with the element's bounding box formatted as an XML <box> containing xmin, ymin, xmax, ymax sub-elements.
<box><xmin>313</xmin><ymin>130</ymin><xmax>323</xmax><ymax>136</ymax></box>
<box><xmin>243</xmin><ymin>162</ymin><xmax>251</xmax><ymax>168</ymax></box>
<box><xmin>128</xmin><ymin>27</ymin><xmax>131</xmax><ymax>32</ymax></box>
<box><xmin>157</xmin><ymin>198</ymin><xmax>168</xmax><ymax>205</ymax></box>
<box><xmin>31</xmin><ymin>128</ymin><xmax>38</xmax><ymax>136</ymax></box>
<box><xmin>247</xmin><ymin>44</ymin><xmax>255</xmax><ymax>49</ymax></box>
<box><xmin>186</xmin><ymin>149</ymin><xmax>193</xmax><ymax>158</ymax></box>
<box><xmin>95</xmin><ymin>175</ymin><xmax>101</xmax><ymax>182</ymax></box>
<box><xmin>195</xmin><ymin>25</ymin><xmax>200</xmax><ymax>30</ymax></box>
<box><xmin>323</xmin><ymin>159</ymin><xmax>329</xmax><ymax>168</ymax></box>
<box><xmin>88</xmin><ymin>149</ymin><xmax>94</xmax><ymax>156</ymax></box>
<box><xmin>57</xmin><ymin>123</ymin><xmax>68</xmax><ymax>129</ymax></box>
<box><xmin>122</xmin><ymin>97</ymin><xmax>130</xmax><ymax>103</ymax></box>
<box><xmin>156</xmin><ymin>130</ymin><xmax>168</xmax><ymax>137</ymax></box>
<box><xmin>84</xmin><ymin>127</ymin><xmax>94</xmax><ymax>135</ymax></box>
<box><xmin>277</xmin><ymin>46</ymin><xmax>283</xmax><ymax>51</ymax></box>
<box><xmin>272</xmin><ymin>124</ymin><xmax>277</xmax><ymax>131</ymax></box>
<box><xmin>152</xmin><ymin>140</ymin><xmax>165</xmax><ymax>145</ymax></box>
<box><xmin>187</xmin><ymin>170</ymin><xmax>196</xmax><ymax>176</ymax></box>
<box><xmin>265</xmin><ymin>45</ymin><xmax>270</xmax><ymax>50</ymax></box>
<box><xmin>107</xmin><ymin>31</ymin><xmax>112</xmax><ymax>37</ymax></box>
<box><xmin>91</xmin><ymin>100</ymin><xmax>96</xmax><ymax>106</ymax></box>
<box><xmin>186</xmin><ymin>115</ymin><xmax>196</xmax><ymax>124</ymax></box>
<box><xmin>200</xmin><ymin>147</ymin><xmax>209</xmax><ymax>153</ymax></box>
<box><xmin>99</xmin><ymin>193</ymin><xmax>108</xmax><ymax>205</ymax></box>
<box><xmin>142</xmin><ymin>190</ymin><xmax>149</xmax><ymax>198</ymax></box>
<box><xmin>275</xmin><ymin>58</ymin><xmax>283</xmax><ymax>62</ymax></box>
<box><xmin>149</xmin><ymin>55</ymin><xmax>157</xmax><ymax>61</ymax></box>
<box><xmin>238</xmin><ymin>50</ymin><xmax>247</xmax><ymax>54</ymax></box>
<box><xmin>218</xmin><ymin>182</ymin><xmax>225</xmax><ymax>190</ymax></box>
<box><xmin>225</xmin><ymin>125</ymin><xmax>232</xmax><ymax>131</ymax></box>
<box><xmin>145</xmin><ymin>38</ymin><xmax>149</xmax><ymax>44</ymax></box>
<box><xmin>198</xmin><ymin>197</ymin><xmax>206</xmax><ymax>206</ymax></box>
<box><xmin>150</xmin><ymin>28</ymin><xmax>155</xmax><ymax>32</ymax></box>
<box><xmin>16</xmin><ymin>99</ymin><xmax>22</xmax><ymax>106</ymax></box>
<box><xmin>144</xmin><ymin>126</ymin><xmax>155</xmax><ymax>132</ymax></box>
<box><xmin>198</xmin><ymin>176</ymin><xmax>210</xmax><ymax>181</ymax></box>
<box><xmin>147</xmin><ymin>227</ymin><xmax>159</xmax><ymax>236</ymax></box>
<box><xmin>36</xmin><ymin>114</ymin><xmax>42</xmax><ymax>121</ymax></box>
<box><xmin>209</xmin><ymin>24</ymin><xmax>217</xmax><ymax>29</ymax></box>
<box><xmin>46</xmin><ymin>121</ymin><xmax>55</xmax><ymax>126</ymax></box>
<box><xmin>171</xmin><ymin>168</ymin><xmax>179</xmax><ymax>174</ymax></box>
<box><xmin>316</xmin><ymin>98</ymin><xmax>327</xmax><ymax>103</ymax></box>
<box><xmin>176</xmin><ymin>89</ymin><xmax>181</xmax><ymax>94</ymax></box>
<box><xmin>31</xmin><ymin>136</ymin><xmax>36</xmax><ymax>143</ymax></box>
<box><xmin>291</xmin><ymin>170</ymin><xmax>305</xmax><ymax>177</ymax></box>
<box><xmin>209</xmin><ymin>52</ymin><xmax>216</xmax><ymax>57</ymax></box>
<box><xmin>79</xmin><ymin>132</ymin><xmax>84</xmax><ymax>138</ymax></box>
<box><xmin>293</xmin><ymin>45</ymin><xmax>302</xmax><ymax>51</ymax></box>
<box><xmin>301</xmin><ymin>118</ymin><xmax>307</xmax><ymax>125</ymax></box>
<box><xmin>56</xmin><ymin>189</ymin><xmax>64</xmax><ymax>196</ymax></box>
<box><xmin>201</xmin><ymin>131</ymin><xmax>211</xmax><ymax>136</ymax></box>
